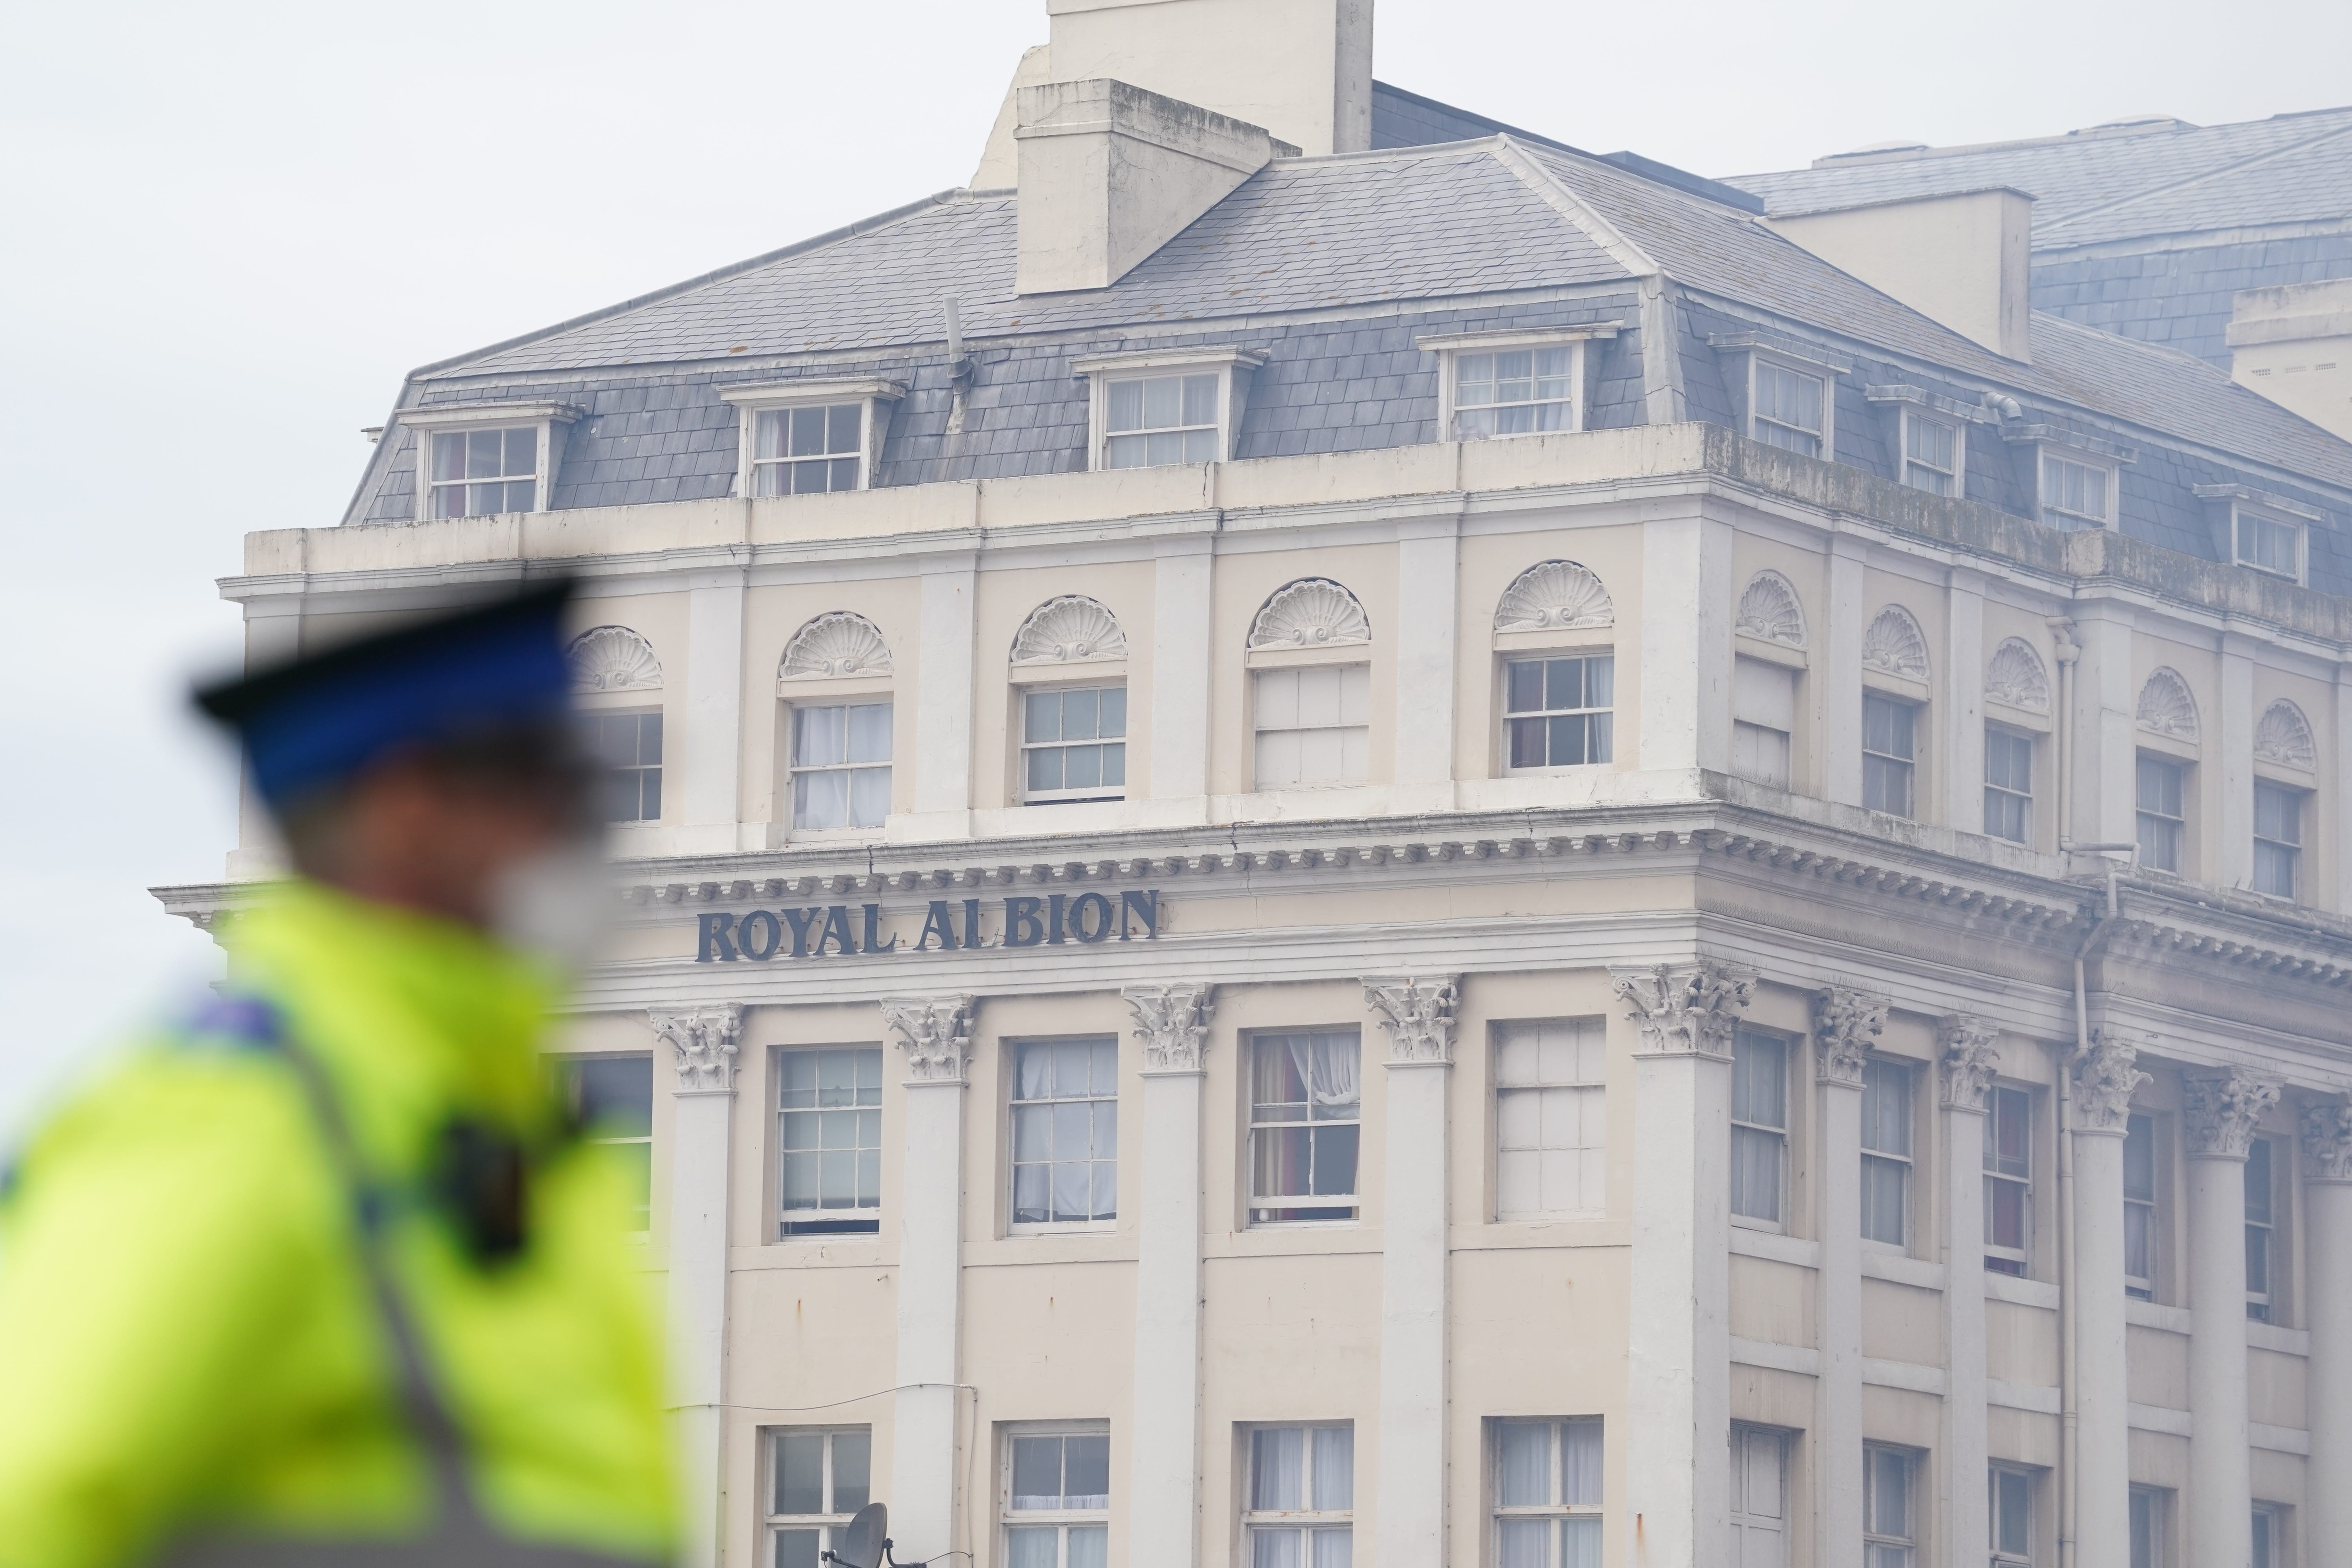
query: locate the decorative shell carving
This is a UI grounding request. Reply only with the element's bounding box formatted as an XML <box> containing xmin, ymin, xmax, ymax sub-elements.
<box><xmin>2135</xmin><ymin>668</ymin><xmax>2199</xmax><ymax>742</ymax></box>
<box><xmin>1011</xmin><ymin>596</ymin><xmax>1127</xmax><ymax>664</ymax></box>
<box><xmin>566</xmin><ymin>626</ymin><xmax>663</xmax><ymax>693</ymax></box>
<box><xmin>1494</xmin><ymin>560</ymin><xmax>1613</xmax><ymax>633</ymax></box>
<box><xmin>1984</xmin><ymin>638</ymin><xmax>2050</xmax><ymax>712</ymax></box>
<box><xmin>1735</xmin><ymin>570</ymin><xmax>1806</xmax><ymax>646</ymax></box>
<box><xmin>780</xmin><ymin>612</ymin><xmax>892</xmax><ymax>680</ymax></box>
<box><xmin>2254</xmin><ymin>700</ymin><xmax>2316</xmax><ymax>769</ymax></box>
<box><xmin>1860</xmin><ymin>606</ymin><xmax>1929</xmax><ymax>680</ymax></box>
<box><xmin>1249</xmin><ymin>579</ymin><xmax>1371</xmax><ymax>651</ymax></box>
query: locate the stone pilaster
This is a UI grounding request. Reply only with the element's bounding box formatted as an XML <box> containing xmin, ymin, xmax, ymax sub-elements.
<box><xmin>2301</xmin><ymin>1097</ymin><xmax>2352</xmax><ymax>1555</ymax></box>
<box><xmin>1612</xmin><ymin>960</ymin><xmax>1754</xmax><ymax>1566</ymax></box>
<box><xmin>1365</xmin><ymin>976</ymin><xmax>1460</xmax><ymax>1568</ymax></box>
<box><xmin>881</xmin><ymin>994</ymin><xmax>977</xmax><ymax>1561</ymax></box>
<box><xmin>650</xmin><ymin>1003</ymin><xmax>745</xmax><ymax>1568</ymax></box>
<box><xmin>1122</xmin><ymin>982</ymin><xmax>1215</xmax><ymax>1568</ymax></box>
<box><xmin>2070</xmin><ymin>1031</ymin><xmax>2151</xmax><ymax>1568</ymax></box>
<box><xmin>1940</xmin><ymin>1013</ymin><xmax>2002</xmax><ymax>1568</ymax></box>
<box><xmin>1812</xmin><ymin>986</ymin><xmax>1887</xmax><ymax>1568</ymax></box>
<box><xmin>2181</xmin><ymin>1068</ymin><xmax>2278</xmax><ymax>1568</ymax></box>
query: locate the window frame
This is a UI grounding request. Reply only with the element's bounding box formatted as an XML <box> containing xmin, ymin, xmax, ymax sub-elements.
<box><xmin>1246</xmin><ymin>1029</ymin><xmax>1363</xmax><ymax>1227</ymax></box>
<box><xmin>1007</xmin><ymin>1037</ymin><xmax>1120</xmax><ymax>1234</ymax></box>
<box><xmin>1000</xmin><ymin>1423</ymin><xmax>1111</xmax><ymax>1568</ymax></box>
<box><xmin>1489</xmin><ymin>1417</ymin><xmax>1604</xmax><ymax>1566</ymax></box>
<box><xmin>775</xmin><ymin>1045</ymin><xmax>885</xmax><ymax>1240</ymax></box>
<box><xmin>1984</xmin><ymin>1083</ymin><xmax>2034</xmax><ymax>1276</ymax></box>
<box><xmin>1417</xmin><ymin>327</ymin><xmax>1617</xmax><ymax>443</ymax></box>
<box><xmin>1730</xmin><ymin>1027</ymin><xmax>1792</xmax><ymax>1233</ymax></box>
<box><xmin>1900</xmin><ymin>406</ymin><xmax>1964</xmax><ymax>496</ymax></box>
<box><xmin>2234</xmin><ymin>506</ymin><xmax>2307</xmax><ymax>583</ymax></box>
<box><xmin>719</xmin><ymin>379</ymin><xmax>906</xmax><ymax>497</ymax></box>
<box><xmin>2252</xmin><ymin>778</ymin><xmax>2305</xmax><ymax>901</ymax></box>
<box><xmin>1859</xmin><ymin>1057</ymin><xmax>1915</xmax><ymax>1252</ymax></box>
<box><xmin>1731</xmin><ymin>652</ymin><xmax>1800</xmax><ymax>790</ymax></box>
<box><xmin>1862</xmin><ymin>690</ymin><xmax>1921</xmax><ymax>820</ymax></box>
<box><xmin>581</xmin><ymin>706</ymin><xmax>665</xmax><ymax>824</ymax></box>
<box><xmin>556</xmin><ymin>1053</ymin><xmax>654</xmax><ymax>1235</ymax></box>
<box><xmin>2123</xmin><ymin>1111</ymin><xmax>2161</xmax><ymax>1301</ymax></box>
<box><xmin>2250</xmin><ymin>1503</ymin><xmax>2285</xmax><ymax>1568</ymax></box>
<box><xmin>1018</xmin><ymin>682</ymin><xmax>1131</xmax><ymax>806</ymax></box>
<box><xmin>2245</xmin><ymin>1135</ymin><xmax>2276</xmax><ymax>1323</ymax></box>
<box><xmin>1239</xmin><ymin>1424</ymin><xmax>1354</xmax><ymax>1567</ymax></box>
<box><xmin>1491</xmin><ymin>1018</ymin><xmax>1609</xmax><ymax>1222</ymax></box>
<box><xmin>763</xmin><ymin>1426</ymin><xmax>874</xmax><ymax>1568</ymax></box>
<box><xmin>1863</xmin><ymin>1444</ymin><xmax>1919</xmax><ymax>1567</ymax></box>
<box><xmin>397</xmin><ymin>402</ymin><xmax>581</xmax><ymax>522</ymax></box>
<box><xmin>2134</xmin><ymin>753</ymin><xmax>2187</xmax><ymax>875</ymax></box>
<box><xmin>1990</xmin><ymin>1464</ymin><xmax>2038</xmax><ymax>1568</ymax></box>
<box><xmin>785</xmin><ymin>699</ymin><xmax>894</xmax><ymax>835</ymax></box>
<box><xmin>2036</xmin><ymin>450</ymin><xmax>2119</xmax><ymax>530</ymax></box>
<box><xmin>1501</xmin><ymin>650</ymin><xmax>1617</xmax><ymax>773</ymax></box>
<box><xmin>1983</xmin><ymin>723</ymin><xmax>2035</xmax><ymax>844</ymax></box>
<box><xmin>1072</xmin><ymin>348</ymin><xmax>1265</xmax><ymax>472</ymax></box>
<box><xmin>1252</xmin><ymin>662</ymin><xmax>1372</xmax><ymax>792</ymax></box>
<box><xmin>2129</xmin><ymin>1485</ymin><xmax>2170</xmax><ymax>1568</ymax></box>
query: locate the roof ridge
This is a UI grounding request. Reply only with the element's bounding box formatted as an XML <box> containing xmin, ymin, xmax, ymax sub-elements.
<box><xmin>2037</xmin><ymin>120</ymin><xmax>2352</xmax><ymax>240</ymax></box>
<box><xmin>410</xmin><ymin>188</ymin><xmax>975</xmax><ymax>381</ymax></box>
<box><xmin>1488</xmin><ymin>136</ymin><xmax>1660</xmax><ymax>277</ymax></box>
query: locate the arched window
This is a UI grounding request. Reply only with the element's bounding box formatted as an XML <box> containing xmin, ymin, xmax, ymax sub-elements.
<box><xmin>1248</xmin><ymin>580</ymin><xmax>1372</xmax><ymax>791</ymax></box>
<box><xmin>1011</xmin><ymin>597</ymin><xmax>1129</xmax><ymax>805</ymax></box>
<box><xmin>778</xmin><ymin>613</ymin><xmax>894</xmax><ymax>833</ymax></box>
<box><xmin>566</xmin><ymin>626</ymin><xmax>664</xmax><ymax>823</ymax></box>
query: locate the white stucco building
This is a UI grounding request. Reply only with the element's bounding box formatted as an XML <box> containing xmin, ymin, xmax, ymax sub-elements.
<box><xmin>165</xmin><ymin>5</ymin><xmax>2352</xmax><ymax>1566</ymax></box>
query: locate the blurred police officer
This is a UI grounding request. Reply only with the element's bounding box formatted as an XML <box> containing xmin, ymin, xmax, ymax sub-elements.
<box><xmin>0</xmin><ymin>582</ymin><xmax>678</xmax><ymax>1567</ymax></box>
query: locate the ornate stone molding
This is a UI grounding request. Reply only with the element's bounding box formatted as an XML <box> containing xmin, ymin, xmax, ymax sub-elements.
<box><xmin>2254</xmin><ymin>700</ymin><xmax>2316</xmax><ymax>769</ymax></box>
<box><xmin>2181</xmin><ymin>1069</ymin><xmax>2281</xmax><ymax>1159</ymax></box>
<box><xmin>780</xmin><ymin>611</ymin><xmax>892</xmax><ymax>679</ymax></box>
<box><xmin>1735</xmin><ymin>569</ymin><xmax>1806</xmax><ymax>646</ymax></box>
<box><xmin>1494</xmin><ymin>560</ymin><xmax>1613</xmax><ymax>632</ymax></box>
<box><xmin>2135</xmin><ymin>668</ymin><xmax>2199</xmax><ymax>741</ymax></box>
<box><xmin>568</xmin><ymin>625</ymin><xmax>663</xmax><ymax>693</ymax></box>
<box><xmin>651</xmin><ymin>1004</ymin><xmax>744</xmax><ymax>1094</ymax></box>
<box><xmin>1363</xmin><ymin>976</ymin><xmax>1461</xmax><ymax>1064</ymax></box>
<box><xmin>1610</xmin><ymin>961</ymin><xmax>1755</xmax><ymax>1059</ymax></box>
<box><xmin>1861</xmin><ymin>605</ymin><xmax>1930</xmax><ymax>679</ymax></box>
<box><xmin>1011</xmin><ymin>596</ymin><xmax>1127</xmax><ymax>664</ymax></box>
<box><xmin>1812</xmin><ymin>985</ymin><xmax>1888</xmax><ymax>1088</ymax></box>
<box><xmin>1938</xmin><ymin>1013</ymin><xmax>2003</xmax><ymax>1113</ymax></box>
<box><xmin>1984</xmin><ymin>639</ymin><xmax>2050</xmax><ymax>712</ymax></box>
<box><xmin>2069</xmin><ymin>1029</ymin><xmax>2151</xmax><ymax>1135</ymax></box>
<box><xmin>2299</xmin><ymin>1095</ymin><xmax>2352</xmax><ymax>1183</ymax></box>
<box><xmin>1123</xmin><ymin>982</ymin><xmax>1215</xmax><ymax>1074</ymax></box>
<box><xmin>1248</xmin><ymin>578</ymin><xmax>1371</xmax><ymax>650</ymax></box>
<box><xmin>881</xmin><ymin>994</ymin><xmax>976</xmax><ymax>1085</ymax></box>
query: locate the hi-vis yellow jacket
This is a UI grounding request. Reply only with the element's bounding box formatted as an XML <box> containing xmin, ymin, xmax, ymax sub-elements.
<box><xmin>0</xmin><ymin>883</ymin><xmax>678</xmax><ymax>1568</ymax></box>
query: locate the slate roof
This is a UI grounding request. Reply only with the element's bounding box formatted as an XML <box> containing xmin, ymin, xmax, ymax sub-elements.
<box><xmin>1725</xmin><ymin>107</ymin><xmax>2352</xmax><ymax>245</ymax></box>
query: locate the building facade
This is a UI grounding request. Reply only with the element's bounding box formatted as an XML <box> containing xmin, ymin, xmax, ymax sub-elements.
<box><xmin>164</xmin><ymin>6</ymin><xmax>2352</xmax><ymax>1566</ymax></box>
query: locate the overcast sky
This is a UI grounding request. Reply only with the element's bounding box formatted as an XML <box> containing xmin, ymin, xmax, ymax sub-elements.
<box><xmin>2</xmin><ymin>0</ymin><xmax>2345</xmax><ymax>1142</ymax></box>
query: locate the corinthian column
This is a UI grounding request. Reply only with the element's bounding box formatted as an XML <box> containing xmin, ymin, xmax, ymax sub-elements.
<box><xmin>1940</xmin><ymin>1015</ymin><xmax>2004</xmax><ymax>1568</ymax></box>
<box><xmin>1610</xmin><ymin>960</ymin><xmax>1755</xmax><ymax>1567</ymax></box>
<box><xmin>1812</xmin><ymin>986</ymin><xmax>1887</xmax><ymax>1568</ymax></box>
<box><xmin>880</xmin><ymin>994</ymin><xmax>976</xmax><ymax>1564</ymax></box>
<box><xmin>2070</xmin><ymin>1031</ymin><xmax>2151</xmax><ymax>1568</ymax></box>
<box><xmin>1121</xmin><ymin>982</ymin><xmax>1216</xmax><ymax>1568</ymax></box>
<box><xmin>1364</xmin><ymin>976</ymin><xmax>1462</xmax><ymax>1568</ymax></box>
<box><xmin>2300</xmin><ymin>1097</ymin><xmax>2352</xmax><ymax>1553</ymax></box>
<box><xmin>2182</xmin><ymin>1069</ymin><xmax>2280</xmax><ymax>1566</ymax></box>
<box><xmin>650</xmin><ymin>1003</ymin><xmax>745</xmax><ymax>1568</ymax></box>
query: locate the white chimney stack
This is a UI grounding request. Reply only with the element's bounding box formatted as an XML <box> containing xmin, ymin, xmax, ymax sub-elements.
<box><xmin>2228</xmin><ymin>278</ymin><xmax>2352</xmax><ymax>441</ymax></box>
<box><xmin>1768</xmin><ymin>187</ymin><xmax>2036</xmax><ymax>363</ymax></box>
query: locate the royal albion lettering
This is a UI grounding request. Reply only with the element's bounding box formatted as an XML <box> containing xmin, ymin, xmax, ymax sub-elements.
<box><xmin>695</xmin><ymin>889</ymin><xmax>1161</xmax><ymax>962</ymax></box>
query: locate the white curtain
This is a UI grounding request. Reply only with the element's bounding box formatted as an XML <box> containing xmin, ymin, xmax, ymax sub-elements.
<box><xmin>1287</xmin><ymin>1034</ymin><xmax>1360</xmax><ymax>1114</ymax></box>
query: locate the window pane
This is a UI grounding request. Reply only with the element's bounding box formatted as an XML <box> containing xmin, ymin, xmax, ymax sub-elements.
<box><xmin>1733</xmin><ymin>1032</ymin><xmax>1787</xmax><ymax>1129</ymax></box>
<box><xmin>1560</xmin><ymin>1420</ymin><xmax>1601</xmax><ymax>1505</ymax></box>
<box><xmin>1252</xmin><ymin>1428</ymin><xmax>1303</xmax><ymax>1511</ymax></box>
<box><xmin>845</xmin><ymin>703</ymin><xmax>892</xmax><ymax>764</ymax></box>
<box><xmin>776</xmin><ymin>1433</ymin><xmax>825</xmax><ymax>1515</ymax></box>
<box><xmin>1860</xmin><ymin>1155</ymin><xmax>1908</xmax><ymax>1246</ymax></box>
<box><xmin>796</xmin><ymin>705</ymin><xmax>847</xmax><ymax>767</ymax></box>
<box><xmin>1005</xmin><ymin>1528</ymin><xmax>1059</xmax><ymax>1568</ymax></box>
<box><xmin>2123</xmin><ymin>1115</ymin><xmax>2156</xmax><ymax>1201</ymax></box>
<box><xmin>1732</xmin><ymin>1125</ymin><xmax>1784</xmax><ymax>1222</ymax></box>
<box><xmin>1068</xmin><ymin>1526</ymin><xmax>1109</xmax><ymax>1568</ymax></box>
<box><xmin>775</xmin><ymin>1530</ymin><xmax>822</xmax><ymax>1568</ymax></box>
<box><xmin>1497</xmin><ymin>1422</ymin><xmax>1550</xmax><ymax>1506</ymax></box>
<box><xmin>1496</xmin><ymin>1519</ymin><xmax>1550</xmax><ymax>1568</ymax></box>
<box><xmin>1506</xmin><ymin>660</ymin><xmax>1544</xmax><ymax>714</ymax></box>
<box><xmin>1312</xmin><ymin>1426</ymin><xmax>1353</xmax><ymax>1510</ymax></box>
<box><xmin>1252</xmin><ymin>1530</ymin><xmax>1302</xmax><ymax>1568</ymax></box>
<box><xmin>1065</xmin><ymin>1434</ymin><xmax>1111</xmax><ymax>1507</ymax></box>
<box><xmin>1183</xmin><ymin>373</ymin><xmax>1219</xmax><ymax>426</ymax></box>
<box><xmin>833</xmin><ymin>1433</ymin><xmax>870</xmax><ymax>1513</ymax></box>
<box><xmin>2245</xmin><ymin>1139</ymin><xmax>2272</xmax><ymax>1224</ymax></box>
<box><xmin>1011</xmin><ymin>1435</ymin><xmax>1064</xmax><ymax>1509</ymax></box>
<box><xmin>1861</xmin><ymin>1062</ymin><xmax>1911</xmax><ymax>1157</ymax></box>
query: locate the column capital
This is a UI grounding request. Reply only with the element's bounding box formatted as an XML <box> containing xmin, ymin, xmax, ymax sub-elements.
<box><xmin>1939</xmin><ymin>1013</ymin><xmax>2003</xmax><ymax>1112</ymax></box>
<box><xmin>1123</xmin><ymin>982</ymin><xmax>1215</xmax><ymax>1074</ymax></box>
<box><xmin>2069</xmin><ymin>1029</ymin><xmax>2152</xmax><ymax>1135</ymax></box>
<box><xmin>2300</xmin><ymin>1094</ymin><xmax>2352</xmax><ymax>1182</ymax></box>
<box><xmin>651</xmin><ymin>1004</ymin><xmax>744</xmax><ymax>1095</ymax></box>
<box><xmin>1364</xmin><ymin>975</ymin><xmax>1461</xmax><ymax>1065</ymax></box>
<box><xmin>1812</xmin><ymin>985</ymin><xmax>1888</xmax><ymax>1087</ymax></box>
<box><xmin>1610</xmin><ymin>960</ymin><xmax>1754</xmax><ymax>1060</ymax></box>
<box><xmin>2183</xmin><ymin>1069</ymin><xmax>2283</xmax><ymax>1160</ymax></box>
<box><xmin>882</xmin><ymin>994</ymin><xmax>977</xmax><ymax>1086</ymax></box>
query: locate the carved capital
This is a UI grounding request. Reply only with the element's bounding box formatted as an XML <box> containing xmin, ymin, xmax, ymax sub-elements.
<box><xmin>2182</xmin><ymin>1069</ymin><xmax>2282</xmax><ymax>1160</ymax></box>
<box><xmin>2299</xmin><ymin>1095</ymin><xmax>2352</xmax><ymax>1183</ymax></box>
<box><xmin>1610</xmin><ymin>961</ymin><xmax>1755</xmax><ymax>1060</ymax></box>
<box><xmin>650</xmin><ymin>1004</ymin><xmax>744</xmax><ymax>1094</ymax></box>
<box><xmin>881</xmin><ymin>994</ymin><xmax>977</xmax><ymax>1086</ymax></box>
<box><xmin>1123</xmin><ymin>982</ymin><xmax>1215</xmax><ymax>1074</ymax></box>
<box><xmin>1939</xmin><ymin>1014</ymin><xmax>2004</xmax><ymax>1113</ymax></box>
<box><xmin>1813</xmin><ymin>986</ymin><xmax>1889</xmax><ymax>1088</ymax></box>
<box><xmin>2069</xmin><ymin>1029</ymin><xmax>2151</xmax><ymax>1135</ymax></box>
<box><xmin>1364</xmin><ymin>976</ymin><xmax>1461</xmax><ymax>1065</ymax></box>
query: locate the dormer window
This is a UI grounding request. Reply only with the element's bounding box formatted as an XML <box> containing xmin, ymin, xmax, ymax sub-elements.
<box><xmin>2197</xmin><ymin>485</ymin><xmax>2317</xmax><ymax>584</ymax></box>
<box><xmin>1867</xmin><ymin>385</ymin><xmax>1983</xmax><ymax>499</ymax></box>
<box><xmin>1711</xmin><ymin>334</ymin><xmax>1849</xmax><ymax>461</ymax></box>
<box><xmin>397</xmin><ymin>402</ymin><xmax>582</xmax><ymax>522</ymax></box>
<box><xmin>2238</xmin><ymin>511</ymin><xmax>2299</xmax><ymax>576</ymax></box>
<box><xmin>1073</xmin><ymin>348</ymin><xmax>1265</xmax><ymax>472</ymax></box>
<box><xmin>719</xmin><ymin>379</ymin><xmax>905</xmax><ymax>497</ymax></box>
<box><xmin>2041</xmin><ymin>454</ymin><xmax>2112</xmax><ymax>528</ymax></box>
<box><xmin>1419</xmin><ymin>327</ymin><xmax>1616</xmax><ymax>442</ymax></box>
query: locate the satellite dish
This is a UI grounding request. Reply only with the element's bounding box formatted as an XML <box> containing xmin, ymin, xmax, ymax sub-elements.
<box><xmin>826</xmin><ymin>1502</ymin><xmax>888</xmax><ymax>1568</ymax></box>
